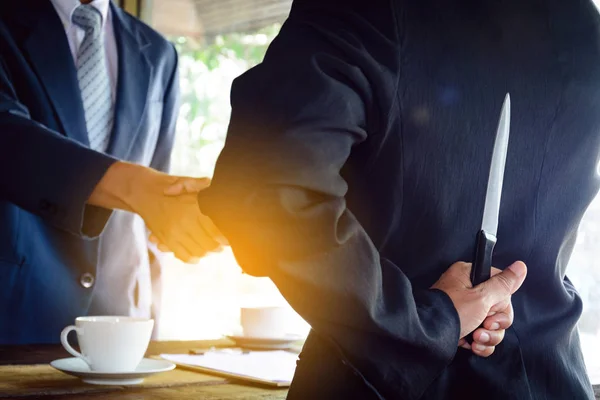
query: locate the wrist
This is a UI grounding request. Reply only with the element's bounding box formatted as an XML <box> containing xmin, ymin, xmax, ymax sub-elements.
<box><xmin>88</xmin><ymin>161</ymin><xmax>154</xmax><ymax>212</ymax></box>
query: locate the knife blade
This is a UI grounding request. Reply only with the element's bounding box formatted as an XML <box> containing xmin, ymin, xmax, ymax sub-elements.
<box><xmin>470</xmin><ymin>93</ymin><xmax>511</xmax><ymax>287</ymax></box>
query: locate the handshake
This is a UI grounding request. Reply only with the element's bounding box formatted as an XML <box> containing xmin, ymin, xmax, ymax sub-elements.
<box><xmin>143</xmin><ymin>174</ymin><xmax>227</xmax><ymax>263</ymax></box>
<box><xmin>146</xmin><ymin>175</ymin><xmax>227</xmax><ymax>262</ymax></box>
<box><xmin>89</xmin><ymin>161</ymin><xmax>227</xmax><ymax>263</ymax></box>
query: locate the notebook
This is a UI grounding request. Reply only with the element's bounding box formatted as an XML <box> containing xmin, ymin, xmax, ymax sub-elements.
<box><xmin>161</xmin><ymin>350</ymin><xmax>298</xmax><ymax>387</ymax></box>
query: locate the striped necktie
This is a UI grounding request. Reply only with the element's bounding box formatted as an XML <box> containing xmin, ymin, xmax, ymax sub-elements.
<box><xmin>72</xmin><ymin>4</ymin><xmax>113</xmax><ymax>152</ymax></box>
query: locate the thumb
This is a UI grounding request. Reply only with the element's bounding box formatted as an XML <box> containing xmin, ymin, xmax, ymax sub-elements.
<box><xmin>164</xmin><ymin>177</ymin><xmax>211</xmax><ymax>196</ymax></box>
<box><xmin>479</xmin><ymin>261</ymin><xmax>527</xmax><ymax>305</ymax></box>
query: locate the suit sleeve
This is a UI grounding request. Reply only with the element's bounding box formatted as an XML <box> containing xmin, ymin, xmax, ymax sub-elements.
<box><xmin>0</xmin><ymin>53</ymin><xmax>116</xmax><ymax>238</ymax></box>
<box><xmin>197</xmin><ymin>2</ymin><xmax>461</xmax><ymax>399</ymax></box>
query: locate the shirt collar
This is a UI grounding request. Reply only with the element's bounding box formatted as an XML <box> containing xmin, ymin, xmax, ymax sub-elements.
<box><xmin>50</xmin><ymin>0</ymin><xmax>111</xmax><ymax>28</ymax></box>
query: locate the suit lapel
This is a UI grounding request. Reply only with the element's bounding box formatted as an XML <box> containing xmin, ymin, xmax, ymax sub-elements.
<box><xmin>21</xmin><ymin>1</ymin><xmax>89</xmax><ymax>146</ymax></box>
<box><xmin>106</xmin><ymin>3</ymin><xmax>152</xmax><ymax>160</ymax></box>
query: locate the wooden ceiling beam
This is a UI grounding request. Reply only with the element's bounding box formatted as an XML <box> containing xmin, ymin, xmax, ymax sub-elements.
<box><xmin>139</xmin><ymin>0</ymin><xmax>291</xmax><ymax>38</ymax></box>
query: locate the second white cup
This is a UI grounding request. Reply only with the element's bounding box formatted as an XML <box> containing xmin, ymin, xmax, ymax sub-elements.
<box><xmin>240</xmin><ymin>306</ymin><xmax>289</xmax><ymax>338</ymax></box>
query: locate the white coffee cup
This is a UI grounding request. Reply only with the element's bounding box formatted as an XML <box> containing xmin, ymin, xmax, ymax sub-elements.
<box><xmin>60</xmin><ymin>316</ymin><xmax>154</xmax><ymax>373</ymax></box>
<box><xmin>240</xmin><ymin>306</ymin><xmax>289</xmax><ymax>338</ymax></box>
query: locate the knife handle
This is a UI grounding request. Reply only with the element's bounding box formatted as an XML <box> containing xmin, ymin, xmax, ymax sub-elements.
<box><xmin>466</xmin><ymin>230</ymin><xmax>496</xmax><ymax>345</ymax></box>
<box><xmin>470</xmin><ymin>230</ymin><xmax>496</xmax><ymax>286</ymax></box>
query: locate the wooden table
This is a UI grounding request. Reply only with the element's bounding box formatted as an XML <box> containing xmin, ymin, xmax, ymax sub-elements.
<box><xmin>3</xmin><ymin>341</ymin><xmax>600</xmax><ymax>399</ymax></box>
<box><xmin>0</xmin><ymin>341</ymin><xmax>289</xmax><ymax>399</ymax></box>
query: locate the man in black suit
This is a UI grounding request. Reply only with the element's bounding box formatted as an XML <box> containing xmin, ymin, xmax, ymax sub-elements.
<box><xmin>187</xmin><ymin>0</ymin><xmax>600</xmax><ymax>398</ymax></box>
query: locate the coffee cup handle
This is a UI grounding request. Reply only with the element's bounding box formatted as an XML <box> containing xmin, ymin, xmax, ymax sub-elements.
<box><xmin>60</xmin><ymin>325</ymin><xmax>90</xmax><ymax>365</ymax></box>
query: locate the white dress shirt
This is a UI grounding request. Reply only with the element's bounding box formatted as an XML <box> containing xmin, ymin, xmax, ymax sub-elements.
<box><xmin>50</xmin><ymin>0</ymin><xmax>118</xmax><ymax>103</ymax></box>
<box><xmin>50</xmin><ymin>1</ymin><xmax>153</xmax><ymax>320</ymax></box>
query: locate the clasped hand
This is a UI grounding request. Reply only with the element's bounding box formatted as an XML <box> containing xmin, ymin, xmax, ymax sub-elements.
<box><xmin>432</xmin><ymin>261</ymin><xmax>527</xmax><ymax>358</ymax></box>
<box><xmin>127</xmin><ymin>170</ymin><xmax>227</xmax><ymax>263</ymax></box>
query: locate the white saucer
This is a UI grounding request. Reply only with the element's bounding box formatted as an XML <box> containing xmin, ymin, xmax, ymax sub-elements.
<box><xmin>50</xmin><ymin>357</ymin><xmax>175</xmax><ymax>385</ymax></box>
<box><xmin>226</xmin><ymin>334</ymin><xmax>304</xmax><ymax>350</ymax></box>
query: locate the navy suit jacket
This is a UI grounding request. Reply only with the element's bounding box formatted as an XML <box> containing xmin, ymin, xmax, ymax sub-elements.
<box><xmin>0</xmin><ymin>0</ymin><xmax>179</xmax><ymax>343</ymax></box>
<box><xmin>198</xmin><ymin>0</ymin><xmax>600</xmax><ymax>398</ymax></box>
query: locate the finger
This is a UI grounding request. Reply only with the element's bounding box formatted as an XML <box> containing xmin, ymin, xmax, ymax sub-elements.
<box><xmin>488</xmin><ymin>292</ymin><xmax>515</xmax><ymax>314</ymax></box>
<box><xmin>173</xmin><ymin>217</ymin><xmax>220</xmax><ymax>259</ymax></box>
<box><xmin>479</xmin><ymin>261</ymin><xmax>527</xmax><ymax>305</ymax></box>
<box><xmin>473</xmin><ymin>328</ymin><xmax>505</xmax><ymax>347</ymax></box>
<box><xmin>163</xmin><ymin>181</ymin><xmax>185</xmax><ymax>196</ymax></box>
<box><xmin>149</xmin><ymin>234</ymin><xmax>172</xmax><ymax>252</ymax></box>
<box><xmin>164</xmin><ymin>177</ymin><xmax>211</xmax><ymax>196</ymax></box>
<box><xmin>188</xmin><ymin>223</ymin><xmax>221</xmax><ymax>253</ymax></box>
<box><xmin>158</xmin><ymin>243</ymin><xmax>171</xmax><ymax>252</ymax></box>
<box><xmin>198</xmin><ymin>214</ymin><xmax>229</xmax><ymax>246</ymax></box>
<box><xmin>168</xmin><ymin>242</ymin><xmax>195</xmax><ymax>263</ymax></box>
<box><xmin>471</xmin><ymin>342</ymin><xmax>495</xmax><ymax>357</ymax></box>
<box><xmin>158</xmin><ymin>205</ymin><xmax>218</xmax><ymax>259</ymax></box>
<box><xmin>178</xmin><ymin>231</ymin><xmax>210</xmax><ymax>260</ymax></box>
<box><xmin>442</xmin><ymin>261</ymin><xmax>474</xmax><ymax>288</ymax></box>
<box><xmin>183</xmin><ymin>177</ymin><xmax>211</xmax><ymax>193</ymax></box>
<box><xmin>157</xmin><ymin>225</ymin><xmax>205</xmax><ymax>262</ymax></box>
<box><xmin>181</xmin><ymin>211</ymin><xmax>224</xmax><ymax>251</ymax></box>
<box><xmin>483</xmin><ymin>307</ymin><xmax>513</xmax><ymax>331</ymax></box>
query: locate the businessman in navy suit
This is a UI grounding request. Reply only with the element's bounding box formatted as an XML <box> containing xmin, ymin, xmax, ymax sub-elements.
<box><xmin>0</xmin><ymin>0</ymin><xmax>223</xmax><ymax>343</ymax></box>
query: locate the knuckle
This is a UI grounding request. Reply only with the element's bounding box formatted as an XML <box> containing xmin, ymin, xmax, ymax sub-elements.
<box><xmin>495</xmin><ymin>274</ymin><xmax>513</xmax><ymax>295</ymax></box>
<box><xmin>458</xmin><ymin>261</ymin><xmax>472</xmax><ymax>271</ymax></box>
<box><xmin>473</xmin><ymin>284</ymin><xmax>487</xmax><ymax>299</ymax></box>
<box><xmin>475</xmin><ymin>345</ymin><xmax>495</xmax><ymax>357</ymax></box>
<box><xmin>491</xmin><ymin>331</ymin><xmax>505</xmax><ymax>346</ymax></box>
<box><xmin>196</xmin><ymin>250</ymin><xmax>208</xmax><ymax>259</ymax></box>
<box><xmin>208</xmin><ymin>240</ymin><xmax>221</xmax><ymax>252</ymax></box>
<box><xmin>450</xmin><ymin>261</ymin><xmax>470</xmax><ymax>272</ymax></box>
<box><xmin>484</xmin><ymin>346</ymin><xmax>496</xmax><ymax>357</ymax></box>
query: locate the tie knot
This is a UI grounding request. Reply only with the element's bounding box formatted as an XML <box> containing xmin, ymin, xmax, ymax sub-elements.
<box><xmin>72</xmin><ymin>4</ymin><xmax>102</xmax><ymax>32</ymax></box>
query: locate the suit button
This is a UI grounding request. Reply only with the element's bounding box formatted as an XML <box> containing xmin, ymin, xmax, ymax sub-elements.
<box><xmin>80</xmin><ymin>273</ymin><xmax>95</xmax><ymax>289</ymax></box>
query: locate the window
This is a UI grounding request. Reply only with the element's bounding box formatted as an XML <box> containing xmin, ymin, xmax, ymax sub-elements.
<box><xmin>566</xmin><ymin>193</ymin><xmax>600</xmax><ymax>384</ymax></box>
<box><xmin>156</xmin><ymin>27</ymin><xmax>310</xmax><ymax>341</ymax></box>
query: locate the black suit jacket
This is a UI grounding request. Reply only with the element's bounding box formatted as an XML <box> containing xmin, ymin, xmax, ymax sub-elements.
<box><xmin>198</xmin><ymin>0</ymin><xmax>600</xmax><ymax>398</ymax></box>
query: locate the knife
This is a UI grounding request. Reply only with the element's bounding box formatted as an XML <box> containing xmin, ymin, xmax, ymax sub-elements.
<box><xmin>470</xmin><ymin>94</ymin><xmax>511</xmax><ymax>287</ymax></box>
<box><xmin>466</xmin><ymin>94</ymin><xmax>510</xmax><ymax>345</ymax></box>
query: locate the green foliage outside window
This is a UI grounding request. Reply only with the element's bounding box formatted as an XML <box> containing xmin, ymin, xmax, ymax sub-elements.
<box><xmin>168</xmin><ymin>26</ymin><xmax>281</xmax><ymax>178</ymax></box>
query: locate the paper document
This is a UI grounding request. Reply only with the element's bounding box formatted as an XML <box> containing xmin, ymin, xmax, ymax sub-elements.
<box><xmin>161</xmin><ymin>351</ymin><xmax>298</xmax><ymax>386</ymax></box>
